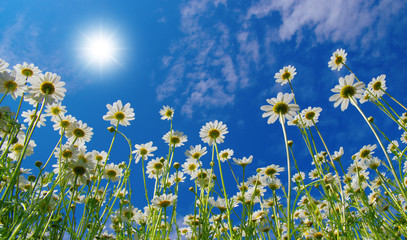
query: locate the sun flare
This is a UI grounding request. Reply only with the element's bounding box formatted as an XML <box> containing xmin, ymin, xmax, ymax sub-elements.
<box><xmin>80</xmin><ymin>28</ymin><xmax>123</xmax><ymax>70</ymax></box>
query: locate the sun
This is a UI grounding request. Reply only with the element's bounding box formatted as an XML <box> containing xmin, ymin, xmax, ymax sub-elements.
<box><xmin>79</xmin><ymin>28</ymin><xmax>123</xmax><ymax>71</ymax></box>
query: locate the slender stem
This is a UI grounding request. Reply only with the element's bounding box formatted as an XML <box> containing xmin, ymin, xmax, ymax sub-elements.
<box><xmin>279</xmin><ymin>114</ymin><xmax>291</xmax><ymax>239</ymax></box>
<box><xmin>384</xmin><ymin>89</ymin><xmax>407</xmax><ymax>111</ymax></box>
<box><xmin>214</xmin><ymin>142</ymin><xmax>234</xmax><ymax>240</ymax></box>
<box><xmin>350</xmin><ymin>98</ymin><xmax>407</xmax><ymax>200</ymax></box>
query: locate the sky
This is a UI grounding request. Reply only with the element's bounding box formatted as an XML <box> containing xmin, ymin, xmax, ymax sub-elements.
<box><xmin>1</xmin><ymin>0</ymin><xmax>407</xmax><ymax>231</ymax></box>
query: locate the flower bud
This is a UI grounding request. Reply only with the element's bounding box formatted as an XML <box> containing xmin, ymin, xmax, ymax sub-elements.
<box><xmin>35</xmin><ymin>161</ymin><xmax>43</xmax><ymax>168</ymax></box>
<box><xmin>107</xmin><ymin>126</ymin><xmax>116</xmax><ymax>132</ymax></box>
<box><xmin>173</xmin><ymin>162</ymin><xmax>180</xmax><ymax>169</ymax></box>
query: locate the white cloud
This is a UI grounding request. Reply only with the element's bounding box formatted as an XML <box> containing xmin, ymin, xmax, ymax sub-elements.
<box><xmin>247</xmin><ymin>0</ymin><xmax>405</xmax><ymax>47</ymax></box>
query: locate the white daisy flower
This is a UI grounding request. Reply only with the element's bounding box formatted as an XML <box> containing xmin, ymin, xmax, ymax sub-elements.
<box><xmin>103</xmin><ymin>163</ymin><xmax>123</xmax><ymax>182</ymax></box>
<box><xmin>219</xmin><ymin>148</ymin><xmax>234</xmax><ymax>162</ymax></box>
<box><xmin>0</xmin><ymin>59</ymin><xmax>10</xmax><ymax>72</ymax></box>
<box><xmin>45</xmin><ymin>102</ymin><xmax>66</xmax><ymax>121</ymax></box>
<box><xmin>27</xmin><ymin>72</ymin><xmax>66</xmax><ymax>105</ymax></box>
<box><xmin>328</xmin><ymin>48</ymin><xmax>347</xmax><ymax>71</ymax></box>
<box><xmin>367</xmin><ymin>74</ymin><xmax>387</xmax><ymax>98</ymax></box>
<box><xmin>199</xmin><ymin>120</ymin><xmax>228</xmax><ymax>146</ymax></box>
<box><xmin>151</xmin><ymin>193</ymin><xmax>177</xmax><ymax>208</ymax></box>
<box><xmin>21</xmin><ymin>109</ymin><xmax>46</xmax><ymax>128</ymax></box>
<box><xmin>0</xmin><ymin>71</ymin><xmax>28</xmax><ymax>100</ymax></box>
<box><xmin>132</xmin><ymin>141</ymin><xmax>157</xmax><ymax>164</ymax></box>
<box><xmin>185</xmin><ymin>144</ymin><xmax>207</xmax><ymax>160</ymax></box>
<box><xmin>261</xmin><ymin>92</ymin><xmax>299</xmax><ymax>124</ymax></box>
<box><xmin>274</xmin><ymin>65</ymin><xmax>296</xmax><ymax>86</ymax></box>
<box><xmin>329</xmin><ymin>74</ymin><xmax>365</xmax><ymax>111</ymax></box>
<box><xmin>301</xmin><ymin>106</ymin><xmax>322</xmax><ymax>127</ymax></box>
<box><xmin>159</xmin><ymin>105</ymin><xmax>174</xmax><ymax>120</ymax></box>
<box><xmin>163</xmin><ymin>130</ymin><xmax>187</xmax><ymax>147</ymax></box>
<box><xmin>52</xmin><ymin>114</ymin><xmax>76</xmax><ymax>134</ymax></box>
<box><xmin>13</xmin><ymin>62</ymin><xmax>41</xmax><ymax>81</ymax></box>
<box><xmin>66</xmin><ymin>120</ymin><xmax>93</xmax><ymax>145</ymax></box>
<box><xmin>233</xmin><ymin>155</ymin><xmax>253</xmax><ymax>167</ymax></box>
<box><xmin>103</xmin><ymin>100</ymin><xmax>135</xmax><ymax>127</ymax></box>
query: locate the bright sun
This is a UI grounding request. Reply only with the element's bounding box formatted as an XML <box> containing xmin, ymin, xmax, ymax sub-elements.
<box><xmin>80</xmin><ymin>28</ymin><xmax>122</xmax><ymax>70</ymax></box>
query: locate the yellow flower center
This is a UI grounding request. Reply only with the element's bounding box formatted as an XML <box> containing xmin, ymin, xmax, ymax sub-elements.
<box><xmin>360</xmin><ymin>149</ymin><xmax>370</xmax><ymax>159</ymax></box>
<box><xmin>139</xmin><ymin>148</ymin><xmax>148</xmax><ymax>156</ymax></box>
<box><xmin>62</xmin><ymin>150</ymin><xmax>73</xmax><ymax>159</ymax></box>
<box><xmin>273</xmin><ymin>102</ymin><xmax>289</xmax><ymax>115</ymax></box>
<box><xmin>73</xmin><ymin>166</ymin><xmax>86</xmax><ymax>176</ymax></box>
<box><xmin>305</xmin><ymin>112</ymin><xmax>315</xmax><ymax>120</ymax></box>
<box><xmin>208</xmin><ymin>129</ymin><xmax>220</xmax><ymax>139</ymax></box>
<box><xmin>40</xmin><ymin>82</ymin><xmax>55</xmax><ymax>95</ymax></box>
<box><xmin>192</xmin><ymin>153</ymin><xmax>201</xmax><ymax>159</ymax></box>
<box><xmin>158</xmin><ymin>200</ymin><xmax>172</xmax><ymax>208</ymax></box>
<box><xmin>281</xmin><ymin>72</ymin><xmax>291</xmax><ymax>80</ymax></box>
<box><xmin>170</xmin><ymin>137</ymin><xmax>180</xmax><ymax>145</ymax></box>
<box><xmin>73</xmin><ymin>128</ymin><xmax>85</xmax><ymax>138</ymax></box>
<box><xmin>188</xmin><ymin>164</ymin><xmax>197</xmax><ymax>171</ymax></box>
<box><xmin>114</xmin><ymin>112</ymin><xmax>125</xmax><ymax>121</ymax></box>
<box><xmin>106</xmin><ymin>169</ymin><xmax>117</xmax><ymax>178</ymax></box>
<box><xmin>153</xmin><ymin>162</ymin><xmax>163</xmax><ymax>170</ymax></box>
<box><xmin>335</xmin><ymin>56</ymin><xmax>343</xmax><ymax>65</ymax></box>
<box><xmin>5</xmin><ymin>81</ymin><xmax>17</xmax><ymax>91</ymax></box>
<box><xmin>61</xmin><ymin>120</ymin><xmax>70</xmax><ymax>128</ymax></box>
<box><xmin>340</xmin><ymin>85</ymin><xmax>355</xmax><ymax>98</ymax></box>
<box><xmin>372</xmin><ymin>81</ymin><xmax>381</xmax><ymax>91</ymax></box>
<box><xmin>22</xmin><ymin>68</ymin><xmax>33</xmax><ymax>77</ymax></box>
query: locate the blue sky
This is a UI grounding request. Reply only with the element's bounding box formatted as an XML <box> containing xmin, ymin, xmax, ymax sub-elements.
<box><xmin>1</xmin><ymin>0</ymin><xmax>407</xmax><ymax>225</ymax></box>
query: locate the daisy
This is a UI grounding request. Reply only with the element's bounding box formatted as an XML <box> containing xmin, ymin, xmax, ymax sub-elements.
<box><xmin>45</xmin><ymin>102</ymin><xmax>66</xmax><ymax>121</ymax></box>
<box><xmin>66</xmin><ymin>120</ymin><xmax>93</xmax><ymax>145</ymax></box>
<box><xmin>65</xmin><ymin>159</ymin><xmax>93</xmax><ymax>185</ymax></box>
<box><xmin>185</xmin><ymin>144</ymin><xmax>207</xmax><ymax>160</ymax></box>
<box><xmin>0</xmin><ymin>59</ymin><xmax>9</xmax><ymax>72</ymax></box>
<box><xmin>53</xmin><ymin>143</ymin><xmax>79</xmax><ymax>162</ymax></box>
<box><xmin>91</xmin><ymin>150</ymin><xmax>108</xmax><ymax>167</ymax></box>
<box><xmin>233</xmin><ymin>155</ymin><xmax>253</xmax><ymax>167</ymax></box>
<box><xmin>163</xmin><ymin>130</ymin><xmax>187</xmax><ymax>147</ymax></box>
<box><xmin>366</xmin><ymin>156</ymin><xmax>381</xmax><ymax>170</ymax></box>
<box><xmin>328</xmin><ymin>49</ymin><xmax>347</xmax><ymax>71</ymax></box>
<box><xmin>329</xmin><ymin>74</ymin><xmax>365</xmax><ymax>111</ymax></box>
<box><xmin>354</xmin><ymin>144</ymin><xmax>376</xmax><ymax>161</ymax></box>
<box><xmin>5</xmin><ymin>137</ymin><xmax>36</xmax><ymax>161</ymax></box>
<box><xmin>146</xmin><ymin>157</ymin><xmax>166</xmax><ymax>179</ymax></box>
<box><xmin>261</xmin><ymin>92</ymin><xmax>299</xmax><ymax>124</ymax></box>
<box><xmin>159</xmin><ymin>105</ymin><xmax>174</xmax><ymax>120</ymax></box>
<box><xmin>292</xmin><ymin>172</ymin><xmax>305</xmax><ymax>182</ymax></box>
<box><xmin>332</xmin><ymin>147</ymin><xmax>344</xmax><ymax>161</ymax></box>
<box><xmin>133</xmin><ymin>141</ymin><xmax>157</xmax><ymax>164</ymax></box>
<box><xmin>76</xmin><ymin>146</ymin><xmax>97</xmax><ymax>170</ymax></box>
<box><xmin>28</xmin><ymin>72</ymin><xmax>66</xmax><ymax>105</ymax></box>
<box><xmin>199</xmin><ymin>120</ymin><xmax>228</xmax><ymax>146</ymax></box>
<box><xmin>274</xmin><ymin>65</ymin><xmax>296</xmax><ymax>86</ymax></box>
<box><xmin>208</xmin><ymin>197</ymin><xmax>228</xmax><ymax>212</ymax></box>
<box><xmin>261</xmin><ymin>164</ymin><xmax>285</xmax><ymax>178</ymax></box>
<box><xmin>219</xmin><ymin>148</ymin><xmax>234</xmax><ymax>162</ymax></box>
<box><xmin>0</xmin><ymin>71</ymin><xmax>28</xmax><ymax>100</ymax></box>
<box><xmin>301</xmin><ymin>106</ymin><xmax>322</xmax><ymax>127</ymax></box>
<box><xmin>52</xmin><ymin>114</ymin><xmax>76</xmax><ymax>134</ymax></box>
<box><xmin>13</xmin><ymin>62</ymin><xmax>41</xmax><ymax>82</ymax></box>
<box><xmin>169</xmin><ymin>171</ymin><xmax>186</xmax><ymax>183</ymax></box>
<box><xmin>103</xmin><ymin>100</ymin><xmax>135</xmax><ymax>127</ymax></box>
<box><xmin>181</xmin><ymin>158</ymin><xmax>200</xmax><ymax>176</ymax></box>
<box><xmin>151</xmin><ymin>193</ymin><xmax>177</xmax><ymax>208</ymax></box>
<box><xmin>103</xmin><ymin>163</ymin><xmax>123</xmax><ymax>182</ymax></box>
<box><xmin>267</xmin><ymin>177</ymin><xmax>282</xmax><ymax>190</ymax></box>
<box><xmin>21</xmin><ymin>109</ymin><xmax>46</xmax><ymax>128</ymax></box>
<box><xmin>367</xmin><ymin>74</ymin><xmax>387</xmax><ymax>98</ymax></box>
<box><xmin>386</xmin><ymin>140</ymin><xmax>399</xmax><ymax>154</ymax></box>
<box><xmin>400</xmin><ymin>132</ymin><xmax>407</xmax><ymax>144</ymax></box>
<box><xmin>121</xmin><ymin>206</ymin><xmax>140</xmax><ymax>222</ymax></box>
<box><xmin>287</xmin><ymin>114</ymin><xmax>304</xmax><ymax>127</ymax></box>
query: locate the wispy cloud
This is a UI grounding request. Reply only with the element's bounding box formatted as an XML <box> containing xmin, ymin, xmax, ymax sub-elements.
<box><xmin>247</xmin><ymin>0</ymin><xmax>406</xmax><ymax>49</ymax></box>
<box><xmin>157</xmin><ymin>0</ymin><xmax>262</xmax><ymax>118</ymax></box>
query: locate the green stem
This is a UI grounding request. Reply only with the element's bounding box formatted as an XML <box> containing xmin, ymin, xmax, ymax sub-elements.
<box><xmin>279</xmin><ymin>114</ymin><xmax>291</xmax><ymax>239</ymax></box>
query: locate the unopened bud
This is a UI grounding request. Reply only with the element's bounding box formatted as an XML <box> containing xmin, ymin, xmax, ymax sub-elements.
<box><xmin>160</xmin><ymin>157</ymin><xmax>166</xmax><ymax>163</ymax></box>
<box><xmin>35</xmin><ymin>161</ymin><xmax>43</xmax><ymax>168</ymax></box>
<box><xmin>287</xmin><ymin>140</ymin><xmax>293</xmax><ymax>146</ymax></box>
<box><xmin>28</xmin><ymin>175</ymin><xmax>36</xmax><ymax>182</ymax></box>
<box><xmin>189</xmin><ymin>187</ymin><xmax>194</xmax><ymax>192</ymax></box>
<box><xmin>107</xmin><ymin>126</ymin><xmax>116</xmax><ymax>132</ymax></box>
<box><xmin>173</xmin><ymin>162</ymin><xmax>180</xmax><ymax>169</ymax></box>
<box><xmin>368</xmin><ymin>116</ymin><xmax>374</xmax><ymax>123</ymax></box>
